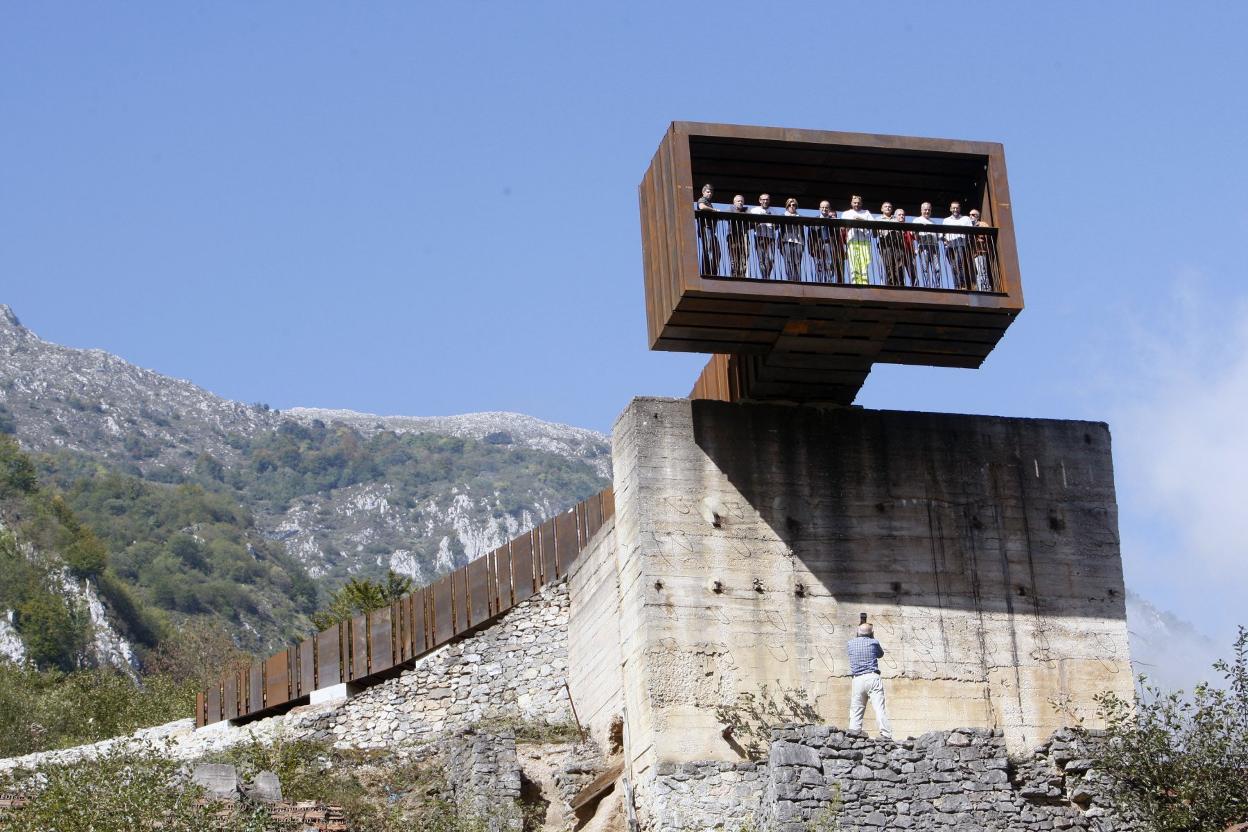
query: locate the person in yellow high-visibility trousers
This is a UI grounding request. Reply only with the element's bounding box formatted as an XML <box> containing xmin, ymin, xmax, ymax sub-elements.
<box><xmin>841</xmin><ymin>194</ymin><xmax>875</xmax><ymax>285</ymax></box>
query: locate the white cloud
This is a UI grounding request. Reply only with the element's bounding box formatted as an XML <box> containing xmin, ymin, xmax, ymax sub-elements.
<box><xmin>1110</xmin><ymin>280</ymin><xmax>1248</xmax><ymax>646</ymax></box>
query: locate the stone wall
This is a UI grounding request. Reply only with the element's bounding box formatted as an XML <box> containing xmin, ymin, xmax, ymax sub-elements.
<box><xmin>643</xmin><ymin>726</ymin><xmax>1130</xmax><ymax>832</ymax></box>
<box><xmin>609</xmin><ymin>397</ymin><xmax>1133</xmax><ymax>786</ymax></box>
<box><xmin>0</xmin><ymin>581</ymin><xmax>575</xmax><ymax>773</ymax></box>
<box><xmin>329</xmin><ymin>579</ymin><xmax>573</xmax><ymax>749</ymax></box>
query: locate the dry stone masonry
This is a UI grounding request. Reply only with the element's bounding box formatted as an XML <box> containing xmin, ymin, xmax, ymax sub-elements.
<box><xmin>647</xmin><ymin>726</ymin><xmax>1131</xmax><ymax>831</ymax></box>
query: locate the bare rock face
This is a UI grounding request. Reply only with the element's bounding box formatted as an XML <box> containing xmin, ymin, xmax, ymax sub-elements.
<box><xmin>0</xmin><ymin>304</ymin><xmax>280</xmax><ymax>472</ymax></box>
<box><xmin>0</xmin><ymin>305</ymin><xmax>610</xmax><ymax>587</ymax></box>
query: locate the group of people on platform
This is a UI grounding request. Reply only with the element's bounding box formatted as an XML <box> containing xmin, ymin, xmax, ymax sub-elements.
<box><xmin>695</xmin><ymin>185</ymin><xmax>995</xmax><ymax>291</ymax></box>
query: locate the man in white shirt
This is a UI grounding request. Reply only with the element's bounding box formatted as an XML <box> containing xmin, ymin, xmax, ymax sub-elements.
<box><xmin>912</xmin><ymin>202</ymin><xmax>941</xmax><ymax>288</ymax></box>
<box><xmin>841</xmin><ymin>195</ymin><xmax>874</xmax><ymax>285</ymax></box>
<box><xmin>806</xmin><ymin>201</ymin><xmax>844</xmax><ymax>284</ymax></box>
<box><xmin>750</xmin><ymin>194</ymin><xmax>778</xmax><ymax>279</ymax></box>
<box><xmin>727</xmin><ymin>194</ymin><xmax>750</xmax><ymax>277</ymax></box>
<box><xmin>943</xmin><ymin>201</ymin><xmax>975</xmax><ymax>290</ymax></box>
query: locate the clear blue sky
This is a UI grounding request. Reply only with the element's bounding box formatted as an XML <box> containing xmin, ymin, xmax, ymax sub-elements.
<box><xmin>3</xmin><ymin>4</ymin><xmax>1246</xmax><ymax>662</ymax></box>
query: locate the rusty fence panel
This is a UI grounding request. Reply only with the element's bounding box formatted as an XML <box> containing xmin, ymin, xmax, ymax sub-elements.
<box><xmin>248</xmin><ymin>663</ymin><xmax>264</xmax><ymax>716</ymax></box>
<box><xmin>224</xmin><ymin>673</ymin><xmax>239</xmax><ymax>721</ymax></box>
<box><xmin>452</xmin><ymin>567</ymin><xmax>469</xmax><ymax>634</ymax></box>
<box><xmin>577</xmin><ymin>501</ymin><xmax>590</xmax><ymax>548</ymax></box>
<box><xmin>411</xmin><ymin>588</ymin><xmax>428</xmax><ymax>655</ymax></box>
<box><xmin>495</xmin><ymin>544</ymin><xmax>514</xmax><ymax>615</ymax></box>
<box><xmin>298</xmin><ymin>638</ymin><xmax>316</xmax><ymax>696</ymax></box>
<box><xmin>537</xmin><ymin>520</ymin><xmax>559</xmax><ymax>586</ymax></box>
<box><xmin>587</xmin><ymin>491</ymin><xmax>604</xmax><ymax>540</ymax></box>
<box><xmin>511</xmin><ymin>533</ymin><xmax>536</xmax><ymax>603</ymax></box>
<box><xmin>396</xmin><ymin>600</ymin><xmax>411</xmax><ymax>661</ymax></box>
<box><xmin>316</xmin><ymin>625</ymin><xmax>343</xmax><ymax>689</ymax></box>
<box><xmin>206</xmin><ymin>684</ymin><xmax>222</xmax><ymax>726</ymax></box>
<box><xmin>431</xmin><ymin>575</ymin><xmax>454</xmax><ymax>647</ymax></box>
<box><xmin>197</xmin><ymin>486</ymin><xmax>616</xmax><ymax>725</ymax></box>
<box><xmin>265</xmin><ymin>651</ymin><xmax>290</xmax><ymax>710</ymax></box>
<box><xmin>553</xmin><ymin>511</ymin><xmax>578</xmax><ymax>580</ymax></box>
<box><xmin>467</xmin><ymin>557</ymin><xmax>490</xmax><ymax>626</ymax></box>
<box><xmin>370</xmin><ymin>608</ymin><xmax>394</xmax><ymax>672</ymax></box>
<box><xmin>349</xmin><ymin>615</ymin><xmax>368</xmax><ymax>681</ymax></box>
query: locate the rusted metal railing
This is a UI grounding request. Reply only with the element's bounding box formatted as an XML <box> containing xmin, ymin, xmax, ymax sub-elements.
<box><xmin>195</xmin><ymin>486</ymin><xmax>614</xmax><ymax>727</ymax></box>
<box><xmin>695</xmin><ymin>209</ymin><xmax>1001</xmax><ymax>292</ymax></box>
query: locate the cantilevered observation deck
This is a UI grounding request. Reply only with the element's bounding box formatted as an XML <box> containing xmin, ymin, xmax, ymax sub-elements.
<box><xmin>639</xmin><ymin>122</ymin><xmax>1023</xmax><ymax>403</ymax></box>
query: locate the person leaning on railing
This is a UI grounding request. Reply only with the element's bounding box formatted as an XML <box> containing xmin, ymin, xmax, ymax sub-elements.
<box><xmin>892</xmin><ymin>208</ymin><xmax>917</xmax><ymax>287</ymax></box>
<box><xmin>912</xmin><ymin>202</ymin><xmax>941</xmax><ymax>288</ymax></box>
<box><xmin>877</xmin><ymin>201</ymin><xmax>908</xmax><ymax>287</ymax></box>
<box><xmin>696</xmin><ymin>183</ymin><xmax>722</xmax><ymax>276</ymax></box>
<box><xmin>943</xmin><ymin>201</ymin><xmax>975</xmax><ymax>290</ymax></box>
<box><xmin>780</xmin><ymin>198</ymin><xmax>805</xmax><ymax>281</ymax></box>
<box><xmin>969</xmin><ymin>209</ymin><xmax>993</xmax><ymax>291</ymax></box>
<box><xmin>841</xmin><ymin>195</ymin><xmax>874</xmax><ymax>285</ymax></box>
<box><xmin>806</xmin><ymin>201</ymin><xmax>845</xmax><ymax>284</ymax></box>
<box><xmin>750</xmin><ymin>193</ymin><xmax>779</xmax><ymax>279</ymax></box>
<box><xmin>727</xmin><ymin>194</ymin><xmax>749</xmax><ymax>277</ymax></box>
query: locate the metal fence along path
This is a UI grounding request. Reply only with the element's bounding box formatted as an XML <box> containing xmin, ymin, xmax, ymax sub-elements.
<box><xmin>195</xmin><ymin>487</ymin><xmax>614</xmax><ymax>727</ymax></box>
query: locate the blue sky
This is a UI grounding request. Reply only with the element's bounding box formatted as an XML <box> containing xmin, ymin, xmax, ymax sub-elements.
<box><xmin>3</xmin><ymin>4</ymin><xmax>1246</xmax><ymax>670</ymax></box>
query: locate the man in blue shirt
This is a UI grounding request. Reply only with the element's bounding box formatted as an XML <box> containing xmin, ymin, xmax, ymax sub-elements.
<box><xmin>846</xmin><ymin>623</ymin><xmax>893</xmax><ymax>739</ymax></box>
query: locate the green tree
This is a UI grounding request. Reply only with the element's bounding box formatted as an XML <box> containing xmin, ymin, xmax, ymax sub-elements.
<box><xmin>0</xmin><ymin>434</ymin><xmax>37</xmax><ymax>495</ymax></box>
<box><xmin>311</xmin><ymin>570</ymin><xmax>413</xmax><ymax>631</ymax></box>
<box><xmin>1083</xmin><ymin>626</ymin><xmax>1248</xmax><ymax>831</ymax></box>
<box><xmin>13</xmin><ymin>592</ymin><xmax>90</xmax><ymax>672</ymax></box>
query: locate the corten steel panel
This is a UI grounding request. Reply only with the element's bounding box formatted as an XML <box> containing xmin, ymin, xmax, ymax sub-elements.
<box><xmin>205</xmin><ymin>685</ymin><xmax>223</xmax><ymax>726</ymax></box>
<box><xmin>577</xmin><ymin>501</ymin><xmax>589</xmax><ymax>548</ymax></box>
<box><xmin>369</xmin><ymin>609</ymin><xmax>394</xmax><ymax>673</ymax></box>
<box><xmin>452</xmin><ymin>568</ymin><xmax>469</xmax><ymax>634</ymax></box>
<box><xmin>511</xmin><ymin>533</ymin><xmax>536</xmax><ymax>603</ymax></box>
<box><xmin>316</xmin><ymin>626</ymin><xmax>343</xmax><ymax>688</ymax></box>
<box><xmin>298</xmin><ymin>638</ymin><xmax>315</xmax><ymax>695</ymax></box>
<box><xmin>396</xmin><ymin>600</ymin><xmax>411</xmax><ymax>662</ymax></box>
<box><xmin>601</xmin><ymin>486</ymin><xmax>615</xmax><ymax>522</ymax></box>
<box><xmin>264</xmin><ymin>651</ymin><xmax>291</xmax><ymax>709</ymax></box>
<box><xmin>640</xmin><ymin>122</ymin><xmax>1023</xmax><ymax>400</ymax></box>
<box><xmin>494</xmin><ymin>544</ymin><xmax>514</xmax><ymax>615</ymax></box>
<box><xmin>350</xmin><ymin>614</ymin><xmax>368</xmax><ymax>681</ymax></box>
<box><xmin>248</xmin><ymin>663</ymin><xmax>264</xmax><ymax>715</ymax></box>
<box><xmin>224</xmin><ymin>673</ymin><xmax>239</xmax><ymax>721</ymax></box>
<box><xmin>411</xmin><ymin>588</ymin><xmax>428</xmax><ymax>654</ymax></box>
<box><xmin>431</xmin><ymin>576</ymin><xmax>454</xmax><ymax>646</ymax></box>
<box><xmin>467</xmin><ymin>556</ymin><xmax>490</xmax><ymax>626</ymax></box>
<box><xmin>553</xmin><ymin>511</ymin><xmax>578</xmax><ymax>579</ymax></box>
<box><xmin>195</xmin><ymin>692</ymin><xmax>206</xmax><ymax>728</ymax></box>
<box><xmin>537</xmin><ymin>520</ymin><xmax>559</xmax><ymax>585</ymax></box>
<box><xmin>586</xmin><ymin>491</ymin><xmax>604</xmax><ymax>540</ymax></box>
<box><xmin>287</xmin><ymin>649</ymin><xmax>298</xmax><ymax>699</ymax></box>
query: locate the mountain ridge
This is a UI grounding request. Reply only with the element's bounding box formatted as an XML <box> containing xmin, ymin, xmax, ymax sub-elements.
<box><xmin>0</xmin><ymin>304</ymin><xmax>610</xmax><ymax>653</ymax></box>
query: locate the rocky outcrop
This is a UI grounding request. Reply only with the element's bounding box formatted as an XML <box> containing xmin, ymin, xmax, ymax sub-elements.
<box><xmin>0</xmin><ymin>304</ymin><xmax>609</xmax><ymax>589</ymax></box>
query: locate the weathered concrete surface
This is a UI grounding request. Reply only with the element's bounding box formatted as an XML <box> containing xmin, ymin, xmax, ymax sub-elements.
<box><xmin>568</xmin><ymin>518</ymin><xmax>623</xmax><ymax>746</ymax></box>
<box><xmin>609</xmin><ymin>397</ymin><xmax>1132</xmax><ymax>779</ymax></box>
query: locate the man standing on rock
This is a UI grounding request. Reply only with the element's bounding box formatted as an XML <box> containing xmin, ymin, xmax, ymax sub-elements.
<box><xmin>846</xmin><ymin>623</ymin><xmax>892</xmax><ymax>740</ymax></box>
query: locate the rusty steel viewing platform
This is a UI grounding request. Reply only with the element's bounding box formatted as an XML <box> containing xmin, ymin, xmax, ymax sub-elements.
<box><xmin>639</xmin><ymin>122</ymin><xmax>1024</xmax><ymax>404</ymax></box>
<box><xmin>195</xmin><ymin>123</ymin><xmax>1030</xmax><ymax>732</ymax></box>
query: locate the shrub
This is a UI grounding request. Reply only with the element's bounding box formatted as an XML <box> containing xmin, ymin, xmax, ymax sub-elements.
<box><xmin>0</xmin><ymin>661</ymin><xmax>195</xmax><ymax>757</ymax></box>
<box><xmin>0</xmin><ymin>745</ymin><xmax>224</xmax><ymax>832</ymax></box>
<box><xmin>1081</xmin><ymin>626</ymin><xmax>1248</xmax><ymax>831</ymax></box>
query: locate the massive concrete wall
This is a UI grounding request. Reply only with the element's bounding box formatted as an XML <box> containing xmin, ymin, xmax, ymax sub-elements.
<box><xmin>609</xmin><ymin>397</ymin><xmax>1132</xmax><ymax>780</ymax></box>
<box><xmin>568</xmin><ymin>518</ymin><xmax>623</xmax><ymax>746</ymax></box>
